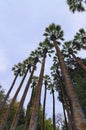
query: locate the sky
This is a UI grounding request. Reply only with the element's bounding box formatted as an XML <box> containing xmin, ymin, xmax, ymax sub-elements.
<box><xmin>0</xmin><ymin>0</ymin><xmax>86</xmax><ymax>118</ymax></box>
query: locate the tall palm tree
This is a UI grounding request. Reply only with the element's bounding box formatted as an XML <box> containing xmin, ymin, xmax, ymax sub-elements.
<box><xmin>44</xmin><ymin>23</ymin><xmax>86</xmax><ymax>130</ymax></box>
<box><xmin>66</xmin><ymin>0</ymin><xmax>85</xmax><ymax>13</ymax></box>
<box><xmin>28</xmin><ymin>48</ymin><xmax>47</xmax><ymax>130</ymax></box>
<box><xmin>10</xmin><ymin>55</ymin><xmax>39</xmax><ymax>130</ymax></box>
<box><xmin>0</xmin><ymin>60</ymin><xmax>31</xmax><ymax>130</ymax></box>
<box><xmin>28</xmin><ymin>38</ymin><xmax>54</xmax><ymax>130</ymax></box>
<box><xmin>62</xmin><ymin>41</ymin><xmax>86</xmax><ymax>71</ymax></box>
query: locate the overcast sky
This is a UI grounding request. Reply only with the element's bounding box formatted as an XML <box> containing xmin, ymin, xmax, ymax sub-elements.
<box><xmin>0</xmin><ymin>0</ymin><xmax>86</xmax><ymax>118</ymax></box>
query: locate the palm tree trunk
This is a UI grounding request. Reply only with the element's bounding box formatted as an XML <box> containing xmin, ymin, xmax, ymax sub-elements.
<box><xmin>58</xmin><ymin>82</ymin><xmax>69</xmax><ymax>130</ymax></box>
<box><xmin>10</xmin><ymin>65</ymin><xmax>36</xmax><ymax>130</ymax></box>
<box><xmin>24</xmin><ymin>86</ymin><xmax>35</xmax><ymax>130</ymax></box>
<box><xmin>62</xmin><ymin>92</ymin><xmax>73</xmax><ymax>130</ymax></box>
<box><xmin>0</xmin><ymin>73</ymin><xmax>18</xmax><ymax>112</ymax></box>
<box><xmin>53</xmin><ymin>40</ymin><xmax>86</xmax><ymax>130</ymax></box>
<box><xmin>52</xmin><ymin>89</ymin><xmax>56</xmax><ymax>130</ymax></box>
<box><xmin>56</xmin><ymin>70</ymin><xmax>73</xmax><ymax>130</ymax></box>
<box><xmin>28</xmin><ymin>48</ymin><xmax>47</xmax><ymax>130</ymax></box>
<box><xmin>42</xmin><ymin>84</ymin><xmax>47</xmax><ymax>130</ymax></box>
<box><xmin>0</xmin><ymin>68</ymin><xmax>29</xmax><ymax>130</ymax></box>
<box><xmin>62</xmin><ymin>101</ymin><xmax>69</xmax><ymax>130</ymax></box>
<box><xmin>71</xmin><ymin>52</ymin><xmax>86</xmax><ymax>71</ymax></box>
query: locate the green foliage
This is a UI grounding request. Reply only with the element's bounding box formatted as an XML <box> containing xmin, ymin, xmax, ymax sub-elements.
<box><xmin>74</xmin><ymin>28</ymin><xmax>86</xmax><ymax>50</ymax></box>
<box><xmin>66</xmin><ymin>59</ymin><xmax>86</xmax><ymax>116</ymax></box>
<box><xmin>45</xmin><ymin>118</ymin><xmax>53</xmax><ymax>130</ymax></box>
<box><xmin>44</xmin><ymin>23</ymin><xmax>64</xmax><ymax>42</ymax></box>
<box><xmin>67</xmin><ymin>0</ymin><xmax>85</xmax><ymax>13</ymax></box>
<box><xmin>0</xmin><ymin>85</ymin><xmax>5</xmax><ymax>103</ymax></box>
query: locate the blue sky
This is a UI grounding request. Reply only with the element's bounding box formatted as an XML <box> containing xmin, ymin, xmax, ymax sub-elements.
<box><xmin>0</xmin><ymin>0</ymin><xmax>86</xmax><ymax>118</ymax></box>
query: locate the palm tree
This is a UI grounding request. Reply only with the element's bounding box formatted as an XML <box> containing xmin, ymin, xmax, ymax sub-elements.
<box><xmin>62</xmin><ymin>41</ymin><xmax>86</xmax><ymax>71</ymax></box>
<box><xmin>0</xmin><ymin>60</ymin><xmax>31</xmax><ymax>130</ymax></box>
<box><xmin>28</xmin><ymin>38</ymin><xmax>54</xmax><ymax>130</ymax></box>
<box><xmin>28</xmin><ymin>48</ymin><xmax>47</xmax><ymax>130</ymax></box>
<box><xmin>73</xmin><ymin>28</ymin><xmax>86</xmax><ymax>50</ymax></box>
<box><xmin>44</xmin><ymin>23</ymin><xmax>86</xmax><ymax>130</ymax></box>
<box><xmin>10</xmin><ymin>54</ymin><xmax>39</xmax><ymax>130</ymax></box>
<box><xmin>66</xmin><ymin>0</ymin><xmax>85</xmax><ymax>13</ymax></box>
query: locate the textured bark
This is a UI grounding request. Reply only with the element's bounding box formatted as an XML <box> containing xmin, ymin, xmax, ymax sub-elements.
<box><xmin>24</xmin><ymin>86</ymin><xmax>36</xmax><ymax>130</ymax></box>
<box><xmin>59</xmin><ymin>83</ymin><xmax>69</xmax><ymax>130</ymax></box>
<box><xmin>56</xmin><ymin>68</ymin><xmax>73</xmax><ymax>130</ymax></box>
<box><xmin>59</xmin><ymin>79</ymin><xmax>73</xmax><ymax>129</ymax></box>
<box><xmin>53</xmin><ymin>40</ymin><xmax>86</xmax><ymax>130</ymax></box>
<box><xmin>52</xmin><ymin>89</ymin><xmax>56</xmax><ymax>130</ymax></box>
<box><xmin>0</xmin><ymin>68</ymin><xmax>29</xmax><ymax>130</ymax></box>
<box><xmin>28</xmin><ymin>49</ymin><xmax>47</xmax><ymax>130</ymax></box>
<box><xmin>62</xmin><ymin>103</ymin><xmax>69</xmax><ymax>130</ymax></box>
<box><xmin>0</xmin><ymin>73</ymin><xmax>18</xmax><ymax>112</ymax></box>
<box><xmin>42</xmin><ymin>84</ymin><xmax>47</xmax><ymax>130</ymax></box>
<box><xmin>10</xmin><ymin>65</ymin><xmax>36</xmax><ymax>130</ymax></box>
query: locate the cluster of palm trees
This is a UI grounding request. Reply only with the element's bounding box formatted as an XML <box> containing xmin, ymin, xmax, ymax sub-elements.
<box><xmin>0</xmin><ymin>23</ymin><xmax>86</xmax><ymax>130</ymax></box>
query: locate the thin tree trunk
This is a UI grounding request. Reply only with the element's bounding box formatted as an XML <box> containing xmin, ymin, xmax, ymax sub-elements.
<box><xmin>62</xmin><ymin>102</ymin><xmax>69</xmax><ymax>130</ymax></box>
<box><xmin>24</xmin><ymin>86</ymin><xmax>35</xmax><ymax>130</ymax></box>
<box><xmin>56</xmin><ymin>70</ymin><xmax>73</xmax><ymax>130</ymax></box>
<box><xmin>28</xmin><ymin>48</ymin><xmax>47</xmax><ymax>130</ymax></box>
<box><xmin>52</xmin><ymin>89</ymin><xmax>56</xmax><ymax>130</ymax></box>
<box><xmin>10</xmin><ymin>65</ymin><xmax>36</xmax><ymax>130</ymax></box>
<box><xmin>42</xmin><ymin>84</ymin><xmax>47</xmax><ymax>130</ymax></box>
<box><xmin>0</xmin><ymin>68</ymin><xmax>29</xmax><ymax>130</ymax></box>
<box><xmin>53</xmin><ymin>40</ymin><xmax>86</xmax><ymax>130</ymax></box>
<box><xmin>0</xmin><ymin>72</ymin><xmax>18</xmax><ymax>112</ymax></box>
<box><xmin>71</xmin><ymin>52</ymin><xmax>86</xmax><ymax>71</ymax></box>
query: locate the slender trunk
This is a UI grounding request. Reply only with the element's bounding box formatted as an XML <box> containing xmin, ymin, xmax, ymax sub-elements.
<box><xmin>10</xmin><ymin>65</ymin><xmax>36</xmax><ymax>130</ymax></box>
<box><xmin>52</xmin><ymin>89</ymin><xmax>56</xmax><ymax>130</ymax></box>
<box><xmin>0</xmin><ymin>73</ymin><xmax>18</xmax><ymax>112</ymax></box>
<box><xmin>63</xmin><ymin>94</ymin><xmax>73</xmax><ymax>130</ymax></box>
<box><xmin>0</xmin><ymin>68</ymin><xmax>29</xmax><ymax>130</ymax></box>
<box><xmin>62</xmin><ymin>102</ymin><xmax>69</xmax><ymax>130</ymax></box>
<box><xmin>56</xmin><ymin>70</ymin><xmax>73</xmax><ymax>130</ymax></box>
<box><xmin>53</xmin><ymin>40</ymin><xmax>86</xmax><ymax>130</ymax></box>
<box><xmin>24</xmin><ymin>86</ymin><xmax>35</xmax><ymax>130</ymax></box>
<box><xmin>71</xmin><ymin>53</ymin><xmax>86</xmax><ymax>71</ymax></box>
<box><xmin>42</xmin><ymin>84</ymin><xmax>47</xmax><ymax>130</ymax></box>
<box><xmin>28</xmin><ymin>48</ymin><xmax>47</xmax><ymax>130</ymax></box>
